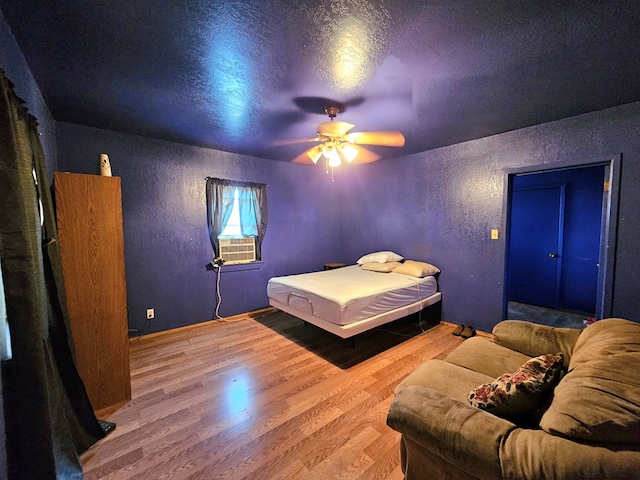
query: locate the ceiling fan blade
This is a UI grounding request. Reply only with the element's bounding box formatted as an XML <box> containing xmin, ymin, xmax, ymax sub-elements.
<box><xmin>344</xmin><ymin>131</ymin><xmax>405</xmax><ymax>147</ymax></box>
<box><xmin>292</xmin><ymin>144</ymin><xmax>323</xmax><ymax>164</ymax></box>
<box><xmin>349</xmin><ymin>145</ymin><xmax>381</xmax><ymax>164</ymax></box>
<box><xmin>317</xmin><ymin>121</ymin><xmax>355</xmax><ymax>137</ymax></box>
<box><xmin>273</xmin><ymin>137</ymin><xmax>320</xmax><ymax>146</ymax></box>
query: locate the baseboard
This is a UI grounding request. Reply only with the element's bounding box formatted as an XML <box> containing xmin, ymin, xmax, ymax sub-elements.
<box><xmin>129</xmin><ymin>307</ymin><xmax>276</xmax><ymax>343</ymax></box>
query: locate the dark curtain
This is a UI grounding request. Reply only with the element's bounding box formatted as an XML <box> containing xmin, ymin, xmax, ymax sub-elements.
<box><xmin>205</xmin><ymin>177</ymin><xmax>268</xmax><ymax>260</ymax></box>
<box><xmin>0</xmin><ymin>71</ymin><xmax>104</xmax><ymax>479</ymax></box>
<box><xmin>252</xmin><ymin>182</ymin><xmax>268</xmax><ymax>261</ymax></box>
<box><xmin>205</xmin><ymin>177</ymin><xmax>236</xmax><ymax>258</ymax></box>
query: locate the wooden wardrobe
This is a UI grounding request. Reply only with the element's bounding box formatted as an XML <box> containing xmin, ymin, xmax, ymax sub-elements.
<box><xmin>54</xmin><ymin>172</ymin><xmax>131</xmax><ymax>413</ymax></box>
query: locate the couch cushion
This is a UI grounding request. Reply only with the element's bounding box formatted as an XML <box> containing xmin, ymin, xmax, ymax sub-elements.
<box><xmin>395</xmin><ymin>359</ymin><xmax>494</xmax><ymax>404</ymax></box>
<box><xmin>468</xmin><ymin>353</ymin><xmax>564</xmax><ymax>419</ymax></box>
<box><xmin>493</xmin><ymin>320</ymin><xmax>581</xmax><ymax>368</ymax></box>
<box><xmin>445</xmin><ymin>336</ymin><xmax>532</xmax><ymax>378</ymax></box>
<box><xmin>540</xmin><ymin>318</ymin><xmax>640</xmax><ymax>444</ymax></box>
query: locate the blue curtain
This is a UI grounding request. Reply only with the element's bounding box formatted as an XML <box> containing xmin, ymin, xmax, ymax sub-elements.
<box><xmin>206</xmin><ymin>178</ymin><xmax>268</xmax><ymax>260</ymax></box>
<box><xmin>237</xmin><ymin>186</ymin><xmax>258</xmax><ymax>237</ymax></box>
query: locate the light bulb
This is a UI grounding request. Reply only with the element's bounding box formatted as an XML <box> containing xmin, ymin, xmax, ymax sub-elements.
<box><xmin>340</xmin><ymin>144</ymin><xmax>358</xmax><ymax>162</ymax></box>
<box><xmin>328</xmin><ymin>154</ymin><xmax>341</xmax><ymax>168</ymax></box>
<box><xmin>323</xmin><ymin>143</ymin><xmax>342</xmax><ymax>167</ymax></box>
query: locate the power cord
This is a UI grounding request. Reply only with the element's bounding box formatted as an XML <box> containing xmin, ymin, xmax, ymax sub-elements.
<box><xmin>415</xmin><ymin>279</ymin><xmax>426</xmax><ymax>333</ymax></box>
<box><xmin>374</xmin><ymin>277</ymin><xmax>428</xmax><ymax>337</ymax></box>
<box><xmin>212</xmin><ymin>257</ymin><xmax>225</xmax><ymax>319</ymax></box>
<box><xmin>129</xmin><ymin>317</ymin><xmax>152</xmax><ymax>342</ymax></box>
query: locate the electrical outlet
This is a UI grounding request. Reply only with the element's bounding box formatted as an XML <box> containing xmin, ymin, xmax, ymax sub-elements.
<box><xmin>146</xmin><ymin>308</ymin><xmax>154</xmax><ymax>320</ymax></box>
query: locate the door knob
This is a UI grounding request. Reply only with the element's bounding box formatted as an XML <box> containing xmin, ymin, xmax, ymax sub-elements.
<box><xmin>549</xmin><ymin>253</ymin><xmax>559</xmax><ymax>258</ymax></box>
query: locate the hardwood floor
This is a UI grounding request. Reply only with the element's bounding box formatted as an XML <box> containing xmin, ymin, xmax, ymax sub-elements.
<box><xmin>81</xmin><ymin>310</ymin><xmax>465</xmax><ymax>479</ymax></box>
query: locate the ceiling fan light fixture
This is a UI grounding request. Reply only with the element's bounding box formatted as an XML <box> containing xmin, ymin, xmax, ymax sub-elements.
<box><xmin>289</xmin><ymin>103</ymin><xmax>403</xmax><ymax>176</ymax></box>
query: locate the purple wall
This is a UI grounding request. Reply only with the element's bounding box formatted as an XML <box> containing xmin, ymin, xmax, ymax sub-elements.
<box><xmin>338</xmin><ymin>102</ymin><xmax>640</xmax><ymax>333</ymax></box>
<box><xmin>55</xmin><ymin>123</ymin><xmax>341</xmax><ymax>333</ymax></box>
<box><xmin>56</xmin><ymin>102</ymin><xmax>640</xmax><ymax>336</ymax></box>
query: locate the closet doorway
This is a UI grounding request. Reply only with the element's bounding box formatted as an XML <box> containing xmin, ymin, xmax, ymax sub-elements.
<box><xmin>503</xmin><ymin>156</ymin><xmax>620</xmax><ymax>328</ymax></box>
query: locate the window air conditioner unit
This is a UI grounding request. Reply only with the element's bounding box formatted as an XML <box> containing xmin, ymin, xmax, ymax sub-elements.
<box><xmin>219</xmin><ymin>237</ymin><xmax>256</xmax><ymax>264</ymax></box>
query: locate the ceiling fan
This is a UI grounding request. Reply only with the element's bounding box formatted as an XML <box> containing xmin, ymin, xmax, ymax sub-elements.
<box><xmin>288</xmin><ymin>106</ymin><xmax>405</xmax><ymax>172</ymax></box>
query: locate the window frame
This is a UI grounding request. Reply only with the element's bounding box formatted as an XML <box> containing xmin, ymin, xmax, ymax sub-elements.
<box><xmin>205</xmin><ymin>177</ymin><xmax>268</xmax><ymax>266</ymax></box>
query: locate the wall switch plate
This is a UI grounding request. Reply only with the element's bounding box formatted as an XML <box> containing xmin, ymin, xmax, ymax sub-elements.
<box><xmin>491</xmin><ymin>229</ymin><xmax>499</xmax><ymax>240</ymax></box>
<box><xmin>146</xmin><ymin>308</ymin><xmax>154</xmax><ymax>320</ymax></box>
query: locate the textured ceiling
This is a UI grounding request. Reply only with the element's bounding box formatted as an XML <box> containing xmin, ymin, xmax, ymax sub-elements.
<box><xmin>2</xmin><ymin>0</ymin><xmax>640</xmax><ymax>162</ymax></box>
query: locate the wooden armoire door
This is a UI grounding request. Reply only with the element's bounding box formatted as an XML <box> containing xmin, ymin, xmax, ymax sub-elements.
<box><xmin>54</xmin><ymin>172</ymin><xmax>131</xmax><ymax>413</ymax></box>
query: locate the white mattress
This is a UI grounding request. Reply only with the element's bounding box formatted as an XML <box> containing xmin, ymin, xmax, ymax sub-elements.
<box><xmin>267</xmin><ymin>265</ymin><xmax>437</xmax><ymax>326</ymax></box>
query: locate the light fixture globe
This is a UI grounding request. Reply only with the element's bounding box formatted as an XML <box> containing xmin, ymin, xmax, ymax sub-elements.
<box><xmin>322</xmin><ymin>143</ymin><xmax>341</xmax><ymax>167</ymax></box>
<box><xmin>339</xmin><ymin>143</ymin><xmax>358</xmax><ymax>163</ymax></box>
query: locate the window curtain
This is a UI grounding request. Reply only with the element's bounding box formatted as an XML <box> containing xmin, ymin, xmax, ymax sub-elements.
<box><xmin>205</xmin><ymin>178</ymin><xmax>236</xmax><ymax>258</ymax></box>
<box><xmin>0</xmin><ymin>71</ymin><xmax>105</xmax><ymax>479</ymax></box>
<box><xmin>205</xmin><ymin>177</ymin><xmax>268</xmax><ymax>260</ymax></box>
<box><xmin>250</xmin><ymin>183</ymin><xmax>268</xmax><ymax>261</ymax></box>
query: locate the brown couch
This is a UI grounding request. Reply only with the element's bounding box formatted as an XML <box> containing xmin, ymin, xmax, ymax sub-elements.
<box><xmin>387</xmin><ymin>318</ymin><xmax>640</xmax><ymax>479</ymax></box>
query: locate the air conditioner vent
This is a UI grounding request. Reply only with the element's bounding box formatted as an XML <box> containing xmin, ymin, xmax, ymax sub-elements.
<box><xmin>219</xmin><ymin>237</ymin><xmax>256</xmax><ymax>264</ymax></box>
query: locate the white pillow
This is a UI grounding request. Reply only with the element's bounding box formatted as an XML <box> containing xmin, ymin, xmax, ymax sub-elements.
<box><xmin>357</xmin><ymin>251</ymin><xmax>404</xmax><ymax>264</ymax></box>
<box><xmin>360</xmin><ymin>261</ymin><xmax>402</xmax><ymax>273</ymax></box>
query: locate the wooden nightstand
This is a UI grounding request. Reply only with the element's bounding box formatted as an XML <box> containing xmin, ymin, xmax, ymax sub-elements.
<box><xmin>324</xmin><ymin>262</ymin><xmax>346</xmax><ymax>270</ymax></box>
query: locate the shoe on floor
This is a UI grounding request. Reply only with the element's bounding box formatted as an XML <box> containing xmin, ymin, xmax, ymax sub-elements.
<box><xmin>452</xmin><ymin>324</ymin><xmax>465</xmax><ymax>336</ymax></box>
<box><xmin>460</xmin><ymin>326</ymin><xmax>476</xmax><ymax>339</ymax></box>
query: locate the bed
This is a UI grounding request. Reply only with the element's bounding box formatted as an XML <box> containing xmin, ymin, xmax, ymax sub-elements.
<box><xmin>267</xmin><ymin>263</ymin><xmax>441</xmax><ymax>339</ymax></box>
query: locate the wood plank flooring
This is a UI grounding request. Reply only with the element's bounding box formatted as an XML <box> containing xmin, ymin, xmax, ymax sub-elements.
<box><xmin>81</xmin><ymin>310</ymin><xmax>465</xmax><ymax>479</ymax></box>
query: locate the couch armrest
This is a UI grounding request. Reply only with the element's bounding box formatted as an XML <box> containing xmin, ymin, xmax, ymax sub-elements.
<box><xmin>387</xmin><ymin>385</ymin><xmax>516</xmax><ymax>480</ymax></box>
<box><xmin>502</xmin><ymin>427</ymin><xmax>640</xmax><ymax>479</ymax></box>
<box><xmin>492</xmin><ymin>320</ymin><xmax>581</xmax><ymax>366</ymax></box>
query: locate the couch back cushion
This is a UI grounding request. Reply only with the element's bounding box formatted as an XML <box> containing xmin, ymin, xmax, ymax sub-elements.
<box><xmin>539</xmin><ymin>318</ymin><xmax>640</xmax><ymax>444</ymax></box>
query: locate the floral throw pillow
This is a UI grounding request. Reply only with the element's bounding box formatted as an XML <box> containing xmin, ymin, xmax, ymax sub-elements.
<box><xmin>468</xmin><ymin>353</ymin><xmax>564</xmax><ymax>419</ymax></box>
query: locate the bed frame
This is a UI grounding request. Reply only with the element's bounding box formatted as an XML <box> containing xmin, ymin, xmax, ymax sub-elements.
<box><xmin>269</xmin><ymin>291</ymin><xmax>442</xmax><ymax>339</ymax></box>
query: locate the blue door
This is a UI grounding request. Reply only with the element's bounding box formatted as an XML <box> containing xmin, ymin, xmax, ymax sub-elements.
<box><xmin>508</xmin><ymin>185</ymin><xmax>564</xmax><ymax>308</ymax></box>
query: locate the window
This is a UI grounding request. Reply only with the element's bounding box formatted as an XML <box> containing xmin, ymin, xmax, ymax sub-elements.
<box><xmin>0</xmin><ymin>260</ymin><xmax>11</xmax><ymax>360</ymax></box>
<box><xmin>205</xmin><ymin>177</ymin><xmax>268</xmax><ymax>263</ymax></box>
<box><xmin>219</xmin><ymin>188</ymin><xmax>242</xmax><ymax>238</ymax></box>
<box><xmin>218</xmin><ymin>187</ymin><xmax>259</xmax><ymax>238</ymax></box>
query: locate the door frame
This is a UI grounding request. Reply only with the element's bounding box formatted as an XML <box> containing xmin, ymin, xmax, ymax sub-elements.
<box><xmin>502</xmin><ymin>154</ymin><xmax>621</xmax><ymax>319</ymax></box>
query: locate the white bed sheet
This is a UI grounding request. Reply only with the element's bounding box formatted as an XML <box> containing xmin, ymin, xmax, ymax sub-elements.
<box><xmin>267</xmin><ymin>265</ymin><xmax>437</xmax><ymax>327</ymax></box>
